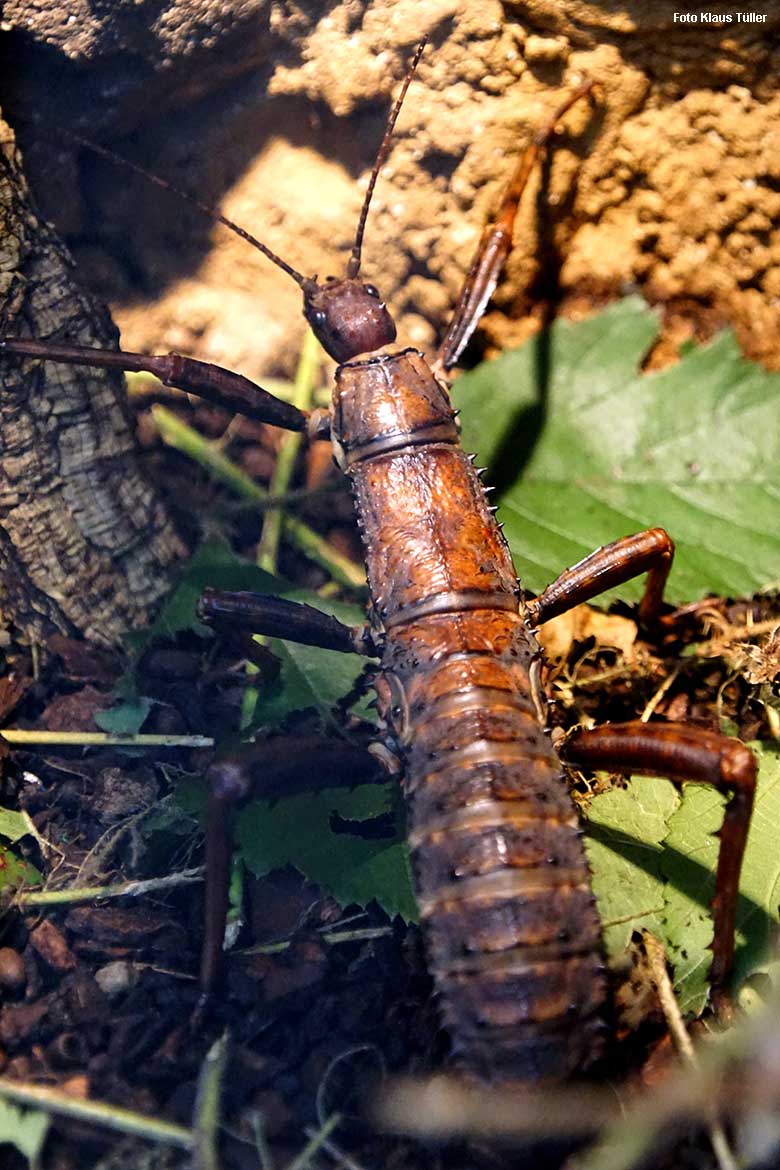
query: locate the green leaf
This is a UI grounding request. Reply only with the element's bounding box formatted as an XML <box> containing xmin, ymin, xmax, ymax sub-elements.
<box><xmin>0</xmin><ymin>806</ymin><xmax>35</xmax><ymax>845</ymax></box>
<box><xmin>585</xmin><ymin>741</ymin><xmax>780</xmax><ymax>1014</ymax></box>
<box><xmin>126</xmin><ymin>540</ymin><xmax>372</xmax><ymax>731</ymax></box>
<box><xmin>119</xmin><ymin>541</ymin><xmax>288</xmax><ymax>719</ymax></box>
<box><xmin>0</xmin><ymin>1096</ymin><xmax>50</xmax><ymax>1166</ymax></box>
<box><xmin>453</xmin><ymin>297</ymin><xmax>780</xmax><ymax>602</ymax></box>
<box><xmin>143</xmin><ymin>539</ymin><xmax>285</xmax><ymax>643</ymax></box>
<box><xmin>585</xmin><ymin>776</ymin><xmax>677</xmax><ymax>957</ymax></box>
<box><xmin>235</xmin><ymin>783</ymin><xmax>417</xmax><ymax>921</ymax></box>
<box><xmin>94</xmin><ymin>695</ymin><xmax>154</xmax><ymax>735</ymax></box>
<box><xmin>0</xmin><ymin>844</ymin><xmax>41</xmax><ymax>893</ymax></box>
<box><xmin>163</xmin><ymin>774</ymin><xmax>208</xmax><ymax>821</ymax></box>
<box><xmin>0</xmin><ymin>809</ymin><xmax>42</xmax><ymax>892</ymax></box>
<box><xmin>660</xmin><ymin>783</ymin><xmax>727</xmax><ymax>1015</ymax></box>
<box><xmin>167</xmin><ymin>774</ymin><xmax>416</xmax><ymax>922</ymax></box>
<box><xmin>252</xmin><ymin>591</ymin><xmax>374</xmax><ymax>728</ymax></box>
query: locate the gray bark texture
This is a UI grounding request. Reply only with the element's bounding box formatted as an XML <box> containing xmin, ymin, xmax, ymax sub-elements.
<box><xmin>0</xmin><ymin>116</ymin><xmax>184</xmax><ymax>646</ymax></box>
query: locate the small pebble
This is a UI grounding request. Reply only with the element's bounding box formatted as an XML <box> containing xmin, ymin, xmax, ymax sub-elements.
<box><xmin>0</xmin><ymin>947</ymin><xmax>26</xmax><ymax>993</ymax></box>
<box><xmin>94</xmin><ymin>960</ymin><xmax>139</xmax><ymax>997</ymax></box>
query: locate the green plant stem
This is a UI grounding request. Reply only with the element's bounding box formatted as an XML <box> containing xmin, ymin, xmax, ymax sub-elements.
<box><xmin>0</xmin><ymin>729</ymin><xmax>213</xmax><ymax>747</ymax></box>
<box><xmin>192</xmin><ymin>1033</ymin><xmax>229</xmax><ymax>1170</ymax></box>
<box><xmin>239</xmin><ymin>926</ymin><xmax>393</xmax><ymax>957</ymax></box>
<box><xmin>251</xmin><ymin>1113</ymin><xmax>275</xmax><ymax>1170</ymax></box>
<box><xmin>17</xmin><ymin>868</ymin><xmax>204</xmax><ymax>907</ymax></box>
<box><xmin>233</xmin><ymin>482</ymin><xmax>341</xmax><ymax>511</ymax></box>
<box><xmin>286</xmin><ymin>1114</ymin><xmax>341</xmax><ymax>1170</ymax></box>
<box><xmin>244</xmin><ymin>331</ymin><xmax>323</xmax><ymax>727</ymax></box>
<box><xmin>152</xmin><ymin>403</ymin><xmax>364</xmax><ymax>589</ymax></box>
<box><xmin>258</xmin><ymin>328</ymin><xmax>321</xmax><ymax>574</ymax></box>
<box><xmin>644</xmin><ymin>932</ymin><xmax>737</xmax><ymax>1170</ymax></box>
<box><xmin>283</xmin><ymin>515</ymin><xmax>363</xmax><ymax>589</ymax></box>
<box><xmin>0</xmin><ymin>1077</ymin><xmax>193</xmax><ymax>1148</ymax></box>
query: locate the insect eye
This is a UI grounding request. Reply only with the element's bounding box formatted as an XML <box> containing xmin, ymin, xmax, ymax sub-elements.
<box><xmin>364</xmin><ymin>284</ymin><xmax>380</xmax><ymax>299</ymax></box>
<box><xmin>312</xmin><ymin>309</ymin><xmax>327</xmax><ymax>326</ymax></box>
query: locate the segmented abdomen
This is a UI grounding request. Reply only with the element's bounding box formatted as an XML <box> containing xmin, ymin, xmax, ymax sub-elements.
<box><xmin>335</xmin><ymin>349</ymin><xmax>607</xmax><ymax>1081</ymax></box>
<box><xmin>398</xmin><ymin>632</ymin><xmax>607</xmax><ymax>1081</ymax></box>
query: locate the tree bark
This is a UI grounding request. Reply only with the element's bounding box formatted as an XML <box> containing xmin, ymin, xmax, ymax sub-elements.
<box><xmin>0</xmin><ymin>115</ymin><xmax>184</xmax><ymax>646</ymax></box>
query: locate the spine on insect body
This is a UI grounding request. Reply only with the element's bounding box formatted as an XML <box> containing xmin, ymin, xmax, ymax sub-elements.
<box><xmin>333</xmin><ymin>349</ymin><xmax>607</xmax><ymax>1083</ymax></box>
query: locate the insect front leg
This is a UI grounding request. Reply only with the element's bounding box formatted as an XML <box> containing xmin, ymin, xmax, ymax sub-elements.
<box><xmin>434</xmin><ymin>79</ymin><xmax>597</xmax><ymax>376</ymax></box>
<box><xmin>0</xmin><ymin>337</ymin><xmax>326</xmax><ymax>436</ymax></box>
<box><xmin>560</xmin><ymin>722</ymin><xmax>756</xmax><ymax>1008</ymax></box>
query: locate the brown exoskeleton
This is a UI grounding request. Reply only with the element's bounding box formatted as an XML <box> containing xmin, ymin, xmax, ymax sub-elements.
<box><xmin>0</xmin><ymin>43</ymin><xmax>756</xmax><ymax>1084</ymax></box>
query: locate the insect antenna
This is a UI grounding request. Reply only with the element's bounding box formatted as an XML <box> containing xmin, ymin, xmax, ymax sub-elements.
<box><xmin>46</xmin><ymin>123</ymin><xmax>308</xmax><ymax>288</ymax></box>
<box><xmin>346</xmin><ymin>37</ymin><xmax>427</xmax><ymax>280</ymax></box>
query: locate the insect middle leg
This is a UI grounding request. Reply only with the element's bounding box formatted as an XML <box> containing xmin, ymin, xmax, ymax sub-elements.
<box><xmin>197</xmin><ymin>590</ymin><xmax>379</xmax><ymax>996</ymax></box>
<box><xmin>527</xmin><ymin>527</ymin><xmax>675</xmax><ymax>629</ymax></box>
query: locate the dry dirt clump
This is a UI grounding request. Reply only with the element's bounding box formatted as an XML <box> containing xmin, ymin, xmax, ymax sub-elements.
<box><xmin>5</xmin><ymin>0</ymin><xmax>780</xmax><ymax>376</ymax></box>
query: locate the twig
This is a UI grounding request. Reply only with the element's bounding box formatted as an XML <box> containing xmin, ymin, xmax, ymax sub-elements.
<box><xmin>13</xmin><ymin>809</ymin><xmax>63</xmax><ymax>866</ymax></box>
<box><xmin>0</xmin><ymin>1076</ymin><xmax>192</xmax><ymax>1148</ymax></box>
<box><xmin>0</xmin><ymin>729</ymin><xmax>213</xmax><ymax>747</ymax></box>
<box><xmin>639</xmin><ymin>664</ymin><xmax>681</xmax><ymax>722</ymax></box>
<box><xmin>644</xmin><ymin>931</ymin><xmax>738</xmax><ymax>1170</ymax></box>
<box><xmin>75</xmin><ymin>807</ymin><xmax>152</xmax><ymax>885</ymax></box>
<box><xmin>694</xmin><ymin>616</ymin><xmax>780</xmax><ymax>659</ymax></box>
<box><xmin>152</xmin><ymin>403</ymin><xmax>364</xmax><ymax>589</ymax></box>
<box><xmin>16</xmin><ymin>867</ymin><xmax>204</xmax><ymax>907</ymax></box>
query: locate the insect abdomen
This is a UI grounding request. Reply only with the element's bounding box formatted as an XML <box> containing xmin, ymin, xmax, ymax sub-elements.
<box><xmin>400</xmin><ymin>644</ymin><xmax>607</xmax><ymax>1081</ymax></box>
<box><xmin>335</xmin><ymin>349</ymin><xmax>607</xmax><ymax>1081</ymax></box>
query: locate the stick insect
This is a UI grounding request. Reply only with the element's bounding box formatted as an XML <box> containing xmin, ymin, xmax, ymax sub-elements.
<box><xmin>0</xmin><ymin>41</ymin><xmax>756</xmax><ymax>1084</ymax></box>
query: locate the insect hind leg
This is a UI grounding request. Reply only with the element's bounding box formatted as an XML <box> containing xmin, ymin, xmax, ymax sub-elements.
<box><xmin>561</xmin><ymin>720</ymin><xmax>756</xmax><ymax>1009</ymax></box>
